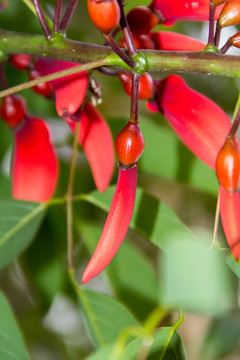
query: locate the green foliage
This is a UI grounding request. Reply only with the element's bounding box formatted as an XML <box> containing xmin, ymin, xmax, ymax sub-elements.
<box><xmin>0</xmin><ymin>292</ymin><xmax>30</xmax><ymax>360</ymax></box>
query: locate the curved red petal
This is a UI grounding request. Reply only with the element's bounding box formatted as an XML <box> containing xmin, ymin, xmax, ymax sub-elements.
<box><xmin>153</xmin><ymin>75</ymin><xmax>232</xmax><ymax>169</ymax></box>
<box><xmin>82</xmin><ymin>166</ymin><xmax>137</xmax><ymax>283</ymax></box>
<box><xmin>150</xmin><ymin>0</ymin><xmax>223</xmax><ymax>24</ymax></box>
<box><xmin>150</xmin><ymin>31</ymin><xmax>205</xmax><ymax>51</ymax></box>
<box><xmin>220</xmin><ymin>186</ymin><xmax>240</xmax><ymax>261</ymax></box>
<box><xmin>34</xmin><ymin>58</ymin><xmax>88</xmax><ymax>116</ymax></box>
<box><xmin>12</xmin><ymin>117</ymin><xmax>58</xmax><ymax>202</ymax></box>
<box><xmin>68</xmin><ymin>104</ymin><xmax>114</xmax><ymax>192</ymax></box>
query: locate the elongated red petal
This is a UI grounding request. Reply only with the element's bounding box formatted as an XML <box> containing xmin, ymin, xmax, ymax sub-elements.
<box><xmin>149</xmin><ymin>75</ymin><xmax>232</xmax><ymax>169</ymax></box>
<box><xmin>12</xmin><ymin>117</ymin><xmax>58</xmax><ymax>202</ymax></box>
<box><xmin>82</xmin><ymin>166</ymin><xmax>138</xmax><ymax>283</ymax></box>
<box><xmin>220</xmin><ymin>186</ymin><xmax>240</xmax><ymax>260</ymax></box>
<box><xmin>34</xmin><ymin>58</ymin><xmax>88</xmax><ymax>116</ymax></box>
<box><xmin>67</xmin><ymin>104</ymin><xmax>114</xmax><ymax>192</ymax></box>
<box><xmin>150</xmin><ymin>31</ymin><xmax>205</xmax><ymax>51</ymax></box>
<box><xmin>150</xmin><ymin>0</ymin><xmax>223</xmax><ymax>24</ymax></box>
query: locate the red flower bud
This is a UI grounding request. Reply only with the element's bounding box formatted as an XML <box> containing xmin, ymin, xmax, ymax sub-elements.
<box><xmin>87</xmin><ymin>0</ymin><xmax>120</xmax><ymax>33</ymax></box>
<box><xmin>220</xmin><ymin>186</ymin><xmax>240</xmax><ymax>260</ymax></box>
<box><xmin>10</xmin><ymin>54</ymin><xmax>31</xmax><ymax>70</ymax></box>
<box><xmin>82</xmin><ymin>166</ymin><xmax>137</xmax><ymax>283</ymax></box>
<box><xmin>120</xmin><ymin>72</ymin><xmax>154</xmax><ymax>100</ymax></box>
<box><xmin>127</xmin><ymin>6</ymin><xmax>160</xmax><ymax>35</ymax></box>
<box><xmin>115</xmin><ymin>122</ymin><xmax>145</xmax><ymax>167</ymax></box>
<box><xmin>0</xmin><ymin>95</ymin><xmax>26</xmax><ymax>128</ymax></box>
<box><xmin>12</xmin><ymin>117</ymin><xmax>58</xmax><ymax>202</ymax></box>
<box><xmin>218</xmin><ymin>0</ymin><xmax>240</xmax><ymax>27</ymax></box>
<box><xmin>216</xmin><ymin>137</ymin><xmax>240</xmax><ymax>192</ymax></box>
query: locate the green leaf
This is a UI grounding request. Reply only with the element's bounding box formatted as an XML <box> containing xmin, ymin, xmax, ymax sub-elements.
<box><xmin>83</xmin><ymin>187</ymin><xmax>195</xmax><ymax>251</ymax></box>
<box><xmin>0</xmin><ymin>200</ymin><xmax>46</xmax><ymax>269</ymax></box>
<box><xmin>0</xmin><ymin>291</ymin><xmax>30</xmax><ymax>360</ymax></box>
<box><xmin>85</xmin><ymin>328</ymin><xmax>186</xmax><ymax>360</ymax></box>
<box><xmin>72</xmin><ymin>278</ymin><xmax>141</xmax><ymax>348</ymax></box>
<box><xmin>201</xmin><ymin>311</ymin><xmax>240</xmax><ymax>359</ymax></box>
<box><xmin>161</xmin><ymin>234</ymin><xmax>235</xmax><ymax>313</ymax></box>
<box><xmin>79</xmin><ymin>221</ymin><xmax>158</xmax><ymax>320</ymax></box>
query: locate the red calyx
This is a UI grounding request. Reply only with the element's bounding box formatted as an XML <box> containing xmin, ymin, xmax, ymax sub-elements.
<box><xmin>120</xmin><ymin>72</ymin><xmax>154</xmax><ymax>100</ymax></box>
<box><xmin>29</xmin><ymin>69</ymin><xmax>53</xmax><ymax>98</ymax></box>
<box><xmin>127</xmin><ymin>6</ymin><xmax>161</xmax><ymax>35</ymax></box>
<box><xmin>87</xmin><ymin>0</ymin><xmax>120</xmax><ymax>33</ymax></box>
<box><xmin>0</xmin><ymin>95</ymin><xmax>26</xmax><ymax>128</ymax></box>
<box><xmin>10</xmin><ymin>54</ymin><xmax>31</xmax><ymax>70</ymax></box>
<box><xmin>216</xmin><ymin>137</ymin><xmax>240</xmax><ymax>192</ymax></box>
<box><xmin>115</xmin><ymin>122</ymin><xmax>145</xmax><ymax>168</ymax></box>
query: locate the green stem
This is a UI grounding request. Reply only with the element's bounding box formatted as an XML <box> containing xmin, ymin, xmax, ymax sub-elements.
<box><xmin>0</xmin><ymin>58</ymin><xmax>109</xmax><ymax>98</ymax></box>
<box><xmin>159</xmin><ymin>310</ymin><xmax>184</xmax><ymax>360</ymax></box>
<box><xmin>1</xmin><ymin>31</ymin><xmax>240</xmax><ymax>78</ymax></box>
<box><xmin>65</xmin><ymin>121</ymin><xmax>81</xmax><ymax>271</ymax></box>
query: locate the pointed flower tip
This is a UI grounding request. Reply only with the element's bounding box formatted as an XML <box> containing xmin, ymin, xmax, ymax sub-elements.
<box><xmin>82</xmin><ymin>166</ymin><xmax>138</xmax><ymax>283</ymax></box>
<box><xmin>12</xmin><ymin>117</ymin><xmax>58</xmax><ymax>202</ymax></box>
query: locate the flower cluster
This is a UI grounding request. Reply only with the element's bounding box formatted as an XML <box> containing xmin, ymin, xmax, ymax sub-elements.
<box><xmin>1</xmin><ymin>0</ymin><xmax>240</xmax><ymax>285</ymax></box>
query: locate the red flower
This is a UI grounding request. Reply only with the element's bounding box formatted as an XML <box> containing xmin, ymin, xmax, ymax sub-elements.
<box><xmin>150</xmin><ymin>0</ymin><xmax>223</xmax><ymax>25</ymax></box>
<box><xmin>12</xmin><ymin>116</ymin><xmax>58</xmax><ymax>202</ymax></box>
<box><xmin>34</xmin><ymin>58</ymin><xmax>114</xmax><ymax>192</ymax></box>
<box><xmin>82</xmin><ymin>165</ymin><xmax>138</xmax><ymax>283</ymax></box>
<box><xmin>148</xmin><ymin>74</ymin><xmax>240</xmax><ymax>261</ymax></box>
<box><xmin>66</xmin><ymin>103</ymin><xmax>115</xmax><ymax>192</ymax></box>
<box><xmin>34</xmin><ymin>58</ymin><xmax>88</xmax><ymax>116</ymax></box>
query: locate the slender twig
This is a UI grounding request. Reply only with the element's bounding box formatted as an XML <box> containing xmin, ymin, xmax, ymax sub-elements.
<box><xmin>210</xmin><ymin>191</ymin><xmax>220</xmax><ymax>248</ymax></box>
<box><xmin>53</xmin><ymin>0</ymin><xmax>62</xmax><ymax>32</ymax></box>
<box><xmin>66</xmin><ymin>120</ymin><xmax>81</xmax><ymax>271</ymax></box>
<box><xmin>98</xmin><ymin>67</ymin><xmax>120</xmax><ymax>76</ymax></box>
<box><xmin>130</xmin><ymin>73</ymin><xmax>139</xmax><ymax>123</ymax></box>
<box><xmin>228</xmin><ymin>104</ymin><xmax>240</xmax><ymax>137</ymax></box>
<box><xmin>60</xmin><ymin>0</ymin><xmax>78</xmax><ymax>31</ymax></box>
<box><xmin>103</xmin><ymin>33</ymin><xmax>134</xmax><ymax>68</ymax></box>
<box><xmin>159</xmin><ymin>310</ymin><xmax>184</xmax><ymax>360</ymax></box>
<box><xmin>214</xmin><ymin>23</ymin><xmax>222</xmax><ymax>47</ymax></box>
<box><xmin>0</xmin><ymin>58</ymin><xmax>109</xmax><ymax>99</ymax></box>
<box><xmin>118</xmin><ymin>0</ymin><xmax>137</xmax><ymax>57</ymax></box>
<box><xmin>208</xmin><ymin>2</ymin><xmax>216</xmax><ymax>46</ymax></box>
<box><xmin>33</xmin><ymin>0</ymin><xmax>51</xmax><ymax>39</ymax></box>
<box><xmin>220</xmin><ymin>38</ymin><xmax>231</xmax><ymax>54</ymax></box>
<box><xmin>0</xmin><ymin>62</ymin><xmax>7</xmax><ymax>90</ymax></box>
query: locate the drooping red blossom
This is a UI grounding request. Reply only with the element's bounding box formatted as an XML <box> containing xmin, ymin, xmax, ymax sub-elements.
<box><xmin>150</xmin><ymin>31</ymin><xmax>205</xmax><ymax>51</ymax></box>
<box><xmin>34</xmin><ymin>58</ymin><xmax>88</xmax><ymax>116</ymax></box>
<box><xmin>148</xmin><ymin>75</ymin><xmax>232</xmax><ymax>169</ymax></box>
<box><xmin>66</xmin><ymin>103</ymin><xmax>114</xmax><ymax>192</ymax></box>
<box><xmin>148</xmin><ymin>74</ymin><xmax>240</xmax><ymax>261</ymax></box>
<box><xmin>12</xmin><ymin>117</ymin><xmax>58</xmax><ymax>202</ymax></box>
<box><xmin>220</xmin><ymin>186</ymin><xmax>240</xmax><ymax>260</ymax></box>
<box><xmin>82</xmin><ymin>166</ymin><xmax>138</xmax><ymax>283</ymax></box>
<box><xmin>150</xmin><ymin>0</ymin><xmax>223</xmax><ymax>25</ymax></box>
